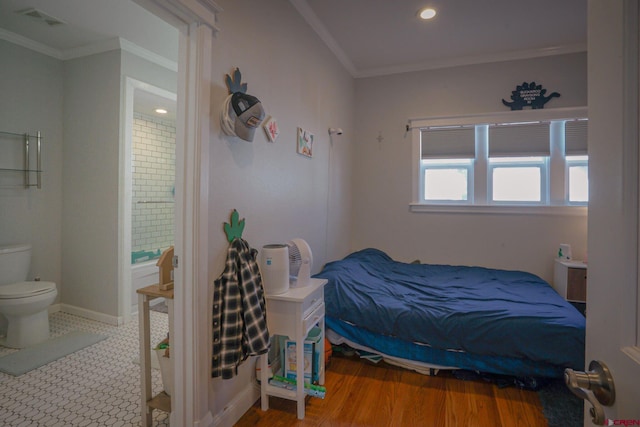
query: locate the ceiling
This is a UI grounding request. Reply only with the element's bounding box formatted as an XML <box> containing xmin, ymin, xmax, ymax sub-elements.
<box><xmin>0</xmin><ymin>0</ymin><xmax>178</xmax><ymax>61</ymax></box>
<box><xmin>295</xmin><ymin>0</ymin><xmax>587</xmax><ymax>77</ymax></box>
<box><xmin>0</xmin><ymin>0</ymin><xmax>587</xmax><ymax>79</ymax></box>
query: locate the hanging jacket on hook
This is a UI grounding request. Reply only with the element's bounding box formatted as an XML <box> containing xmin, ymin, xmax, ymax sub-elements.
<box><xmin>212</xmin><ymin>238</ymin><xmax>270</xmax><ymax>379</ymax></box>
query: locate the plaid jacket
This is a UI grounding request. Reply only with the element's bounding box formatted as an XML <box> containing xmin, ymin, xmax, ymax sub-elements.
<box><xmin>212</xmin><ymin>238</ymin><xmax>270</xmax><ymax>379</ymax></box>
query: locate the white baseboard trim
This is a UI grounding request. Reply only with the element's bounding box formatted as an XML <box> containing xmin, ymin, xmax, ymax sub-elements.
<box><xmin>58</xmin><ymin>304</ymin><xmax>125</xmax><ymax>326</ymax></box>
<box><xmin>208</xmin><ymin>383</ymin><xmax>260</xmax><ymax>427</ymax></box>
<box><xmin>48</xmin><ymin>303</ymin><xmax>62</xmax><ymax>314</ymax></box>
<box><xmin>195</xmin><ymin>411</ymin><xmax>214</xmax><ymax>427</ymax></box>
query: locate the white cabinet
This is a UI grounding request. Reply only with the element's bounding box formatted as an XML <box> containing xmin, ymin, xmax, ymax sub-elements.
<box><xmin>260</xmin><ymin>278</ymin><xmax>327</xmax><ymax>420</ymax></box>
<box><xmin>553</xmin><ymin>259</ymin><xmax>587</xmax><ymax>303</ymax></box>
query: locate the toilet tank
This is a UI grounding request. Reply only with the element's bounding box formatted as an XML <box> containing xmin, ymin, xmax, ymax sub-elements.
<box><xmin>0</xmin><ymin>244</ymin><xmax>31</xmax><ymax>285</ymax></box>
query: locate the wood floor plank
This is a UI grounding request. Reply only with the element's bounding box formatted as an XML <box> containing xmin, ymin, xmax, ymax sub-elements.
<box><xmin>235</xmin><ymin>356</ymin><xmax>549</xmax><ymax>427</ymax></box>
<box><xmin>494</xmin><ymin>386</ymin><xmax>548</xmax><ymax>427</ymax></box>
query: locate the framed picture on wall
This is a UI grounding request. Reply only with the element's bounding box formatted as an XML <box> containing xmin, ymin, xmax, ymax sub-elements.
<box><xmin>297</xmin><ymin>127</ymin><xmax>313</xmax><ymax>158</ymax></box>
<box><xmin>263</xmin><ymin>116</ymin><xmax>279</xmax><ymax>142</ymax></box>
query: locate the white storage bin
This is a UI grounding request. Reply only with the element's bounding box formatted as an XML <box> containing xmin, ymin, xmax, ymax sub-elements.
<box><xmin>155</xmin><ymin>348</ymin><xmax>172</xmax><ymax>396</ymax></box>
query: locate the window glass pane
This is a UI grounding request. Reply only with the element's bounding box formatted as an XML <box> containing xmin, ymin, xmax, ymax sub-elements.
<box><xmin>492</xmin><ymin>167</ymin><xmax>541</xmax><ymax>201</ymax></box>
<box><xmin>569</xmin><ymin>165</ymin><xmax>589</xmax><ymax>202</ymax></box>
<box><xmin>424</xmin><ymin>168</ymin><xmax>468</xmax><ymax>200</ymax></box>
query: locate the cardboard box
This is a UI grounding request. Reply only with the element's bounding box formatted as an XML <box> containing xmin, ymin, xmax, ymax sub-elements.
<box><xmin>283</xmin><ymin>327</ymin><xmax>322</xmax><ymax>383</ymax></box>
<box><xmin>284</xmin><ymin>340</ymin><xmax>313</xmax><ymax>382</ymax></box>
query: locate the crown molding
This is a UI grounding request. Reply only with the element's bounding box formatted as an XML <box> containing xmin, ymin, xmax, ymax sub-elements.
<box><xmin>0</xmin><ymin>27</ymin><xmax>62</xmax><ymax>59</ymax></box>
<box><xmin>57</xmin><ymin>37</ymin><xmax>178</xmax><ymax>72</ymax></box>
<box><xmin>357</xmin><ymin>43</ymin><xmax>588</xmax><ymax>79</ymax></box>
<box><xmin>289</xmin><ymin>0</ymin><xmax>357</xmax><ymax>77</ymax></box>
<box><xmin>0</xmin><ymin>30</ymin><xmax>177</xmax><ymax>71</ymax></box>
<box><xmin>60</xmin><ymin>37</ymin><xmax>121</xmax><ymax>60</ymax></box>
<box><xmin>119</xmin><ymin>38</ymin><xmax>178</xmax><ymax>72</ymax></box>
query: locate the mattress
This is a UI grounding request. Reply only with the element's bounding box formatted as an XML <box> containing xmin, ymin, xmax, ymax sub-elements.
<box><xmin>314</xmin><ymin>248</ymin><xmax>585</xmax><ymax>378</ymax></box>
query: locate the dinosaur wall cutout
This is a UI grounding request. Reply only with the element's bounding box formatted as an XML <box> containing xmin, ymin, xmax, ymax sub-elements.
<box><xmin>502</xmin><ymin>82</ymin><xmax>560</xmax><ymax>110</ymax></box>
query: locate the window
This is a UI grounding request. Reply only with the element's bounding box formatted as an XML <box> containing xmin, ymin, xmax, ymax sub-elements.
<box><xmin>419</xmin><ymin>126</ymin><xmax>475</xmax><ymax>202</ymax></box>
<box><xmin>410</xmin><ymin>108</ymin><xmax>588</xmax><ymax>211</ymax></box>
<box><xmin>565</xmin><ymin>120</ymin><xmax>589</xmax><ymax>205</ymax></box>
<box><xmin>567</xmin><ymin>155</ymin><xmax>588</xmax><ymax>203</ymax></box>
<box><xmin>490</xmin><ymin>157</ymin><xmax>546</xmax><ymax>203</ymax></box>
<box><xmin>422</xmin><ymin>159</ymin><xmax>472</xmax><ymax>201</ymax></box>
<box><xmin>488</xmin><ymin>122</ymin><xmax>550</xmax><ymax>204</ymax></box>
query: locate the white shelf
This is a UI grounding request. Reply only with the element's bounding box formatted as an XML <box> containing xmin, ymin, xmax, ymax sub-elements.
<box><xmin>260</xmin><ymin>278</ymin><xmax>327</xmax><ymax>420</ymax></box>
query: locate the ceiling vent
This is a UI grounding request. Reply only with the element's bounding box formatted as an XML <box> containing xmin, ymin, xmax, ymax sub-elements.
<box><xmin>15</xmin><ymin>8</ymin><xmax>67</xmax><ymax>26</ymax></box>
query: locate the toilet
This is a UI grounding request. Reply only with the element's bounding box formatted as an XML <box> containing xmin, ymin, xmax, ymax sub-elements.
<box><xmin>0</xmin><ymin>244</ymin><xmax>57</xmax><ymax>348</ymax></box>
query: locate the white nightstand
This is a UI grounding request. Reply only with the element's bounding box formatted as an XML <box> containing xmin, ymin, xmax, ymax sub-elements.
<box><xmin>553</xmin><ymin>259</ymin><xmax>587</xmax><ymax>303</ymax></box>
<box><xmin>260</xmin><ymin>278</ymin><xmax>327</xmax><ymax>420</ymax></box>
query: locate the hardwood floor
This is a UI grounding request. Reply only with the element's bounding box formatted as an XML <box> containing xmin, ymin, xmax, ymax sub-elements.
<box><xmin>236</xmin><ymin>355</ymin><xmax>548</xmax><ymax>427</ymax></box>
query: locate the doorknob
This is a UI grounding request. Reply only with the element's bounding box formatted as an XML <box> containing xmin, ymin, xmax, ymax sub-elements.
<box><xmin>564</xmin><ymin>360</ymin><xmax>616</xmax><ymax>425</ymax></box>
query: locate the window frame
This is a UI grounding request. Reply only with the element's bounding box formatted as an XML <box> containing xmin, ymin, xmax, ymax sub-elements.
<box><xmin>409</xmin><ymin>107</ymin><xmax>588</xmax><ymax>214</ymax></box>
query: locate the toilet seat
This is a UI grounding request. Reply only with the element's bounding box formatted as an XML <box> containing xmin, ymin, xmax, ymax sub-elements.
<box><xmin>0</xmin><ymin>281</ymin><xmax>56</xmax><ymax>299</ymax></box>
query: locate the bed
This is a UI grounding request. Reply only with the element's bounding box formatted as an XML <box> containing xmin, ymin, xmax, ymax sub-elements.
<box><xmin>313</xmin><ymin>248</ymin><xmax>585</xmax><ymax>379</ymax></box>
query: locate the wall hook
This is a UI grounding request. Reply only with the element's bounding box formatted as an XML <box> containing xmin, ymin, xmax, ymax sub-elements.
<box><xmin>224</xmin><ymin>209</ymin><xmax>245</xmax><ymax>242</ymax></box>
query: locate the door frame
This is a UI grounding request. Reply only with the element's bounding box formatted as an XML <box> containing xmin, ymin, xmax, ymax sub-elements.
<box><xmin>132</xmin><ymin>1</ymin><xmax>220</xmax><ymax>425</ymax></box>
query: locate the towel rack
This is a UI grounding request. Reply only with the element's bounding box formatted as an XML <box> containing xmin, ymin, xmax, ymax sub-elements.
<box><xmin>0</xmin><ymin>130</ymin><xmax>42</xmax><ymax>189</ymax></box>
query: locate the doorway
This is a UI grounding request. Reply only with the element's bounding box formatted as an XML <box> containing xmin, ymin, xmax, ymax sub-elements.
<box><xmin>121</xmin><ymin>78</ymin><xmax>177</xmax><ymax>322</ymax></box>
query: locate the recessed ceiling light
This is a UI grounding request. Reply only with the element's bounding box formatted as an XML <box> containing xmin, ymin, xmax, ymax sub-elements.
<box><xmin>155</xmin><ymin>108</ymin><xmax>168</xmax><ymax>114</ymax></box>
<box><xmin>418</xmin><ymin>7</ymin><xmax>437</xmax><ymax>20</ymax></box>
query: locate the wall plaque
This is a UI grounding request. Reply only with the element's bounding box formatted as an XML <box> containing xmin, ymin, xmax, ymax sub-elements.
<box><xmin>502</xmin><ymin>81</ymin><xmax>560</xmax><ymax>110</ymax></box>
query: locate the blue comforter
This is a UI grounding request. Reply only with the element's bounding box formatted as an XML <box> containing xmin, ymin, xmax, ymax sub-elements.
<box><xmin>315</xmin><ymin>248</ymin><xmax>585</xmax><ymax>371</ymax></box>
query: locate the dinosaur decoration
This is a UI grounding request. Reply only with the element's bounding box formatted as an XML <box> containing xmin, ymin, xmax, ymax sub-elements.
<box><xmin>502</xmin><ymin>81</ymin><xmax>560</xmax><ymax>110</ymax></box>
<box><xmin>224</xmin><ymin>209</ymin><xmax>245</xmax><ymax>242</ymax></box>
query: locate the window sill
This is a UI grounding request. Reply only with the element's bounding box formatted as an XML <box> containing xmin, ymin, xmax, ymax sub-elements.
<box><xmin>409</xmin><ymin>203</ymin><xmax>587</xmax><ymax>216</ymax></box>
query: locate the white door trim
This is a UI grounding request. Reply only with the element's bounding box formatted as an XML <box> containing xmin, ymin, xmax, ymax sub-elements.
<box><xmin>133</xmin><ymin>1</ymin><xmax>219</xmax><ymax>425</ymax></box>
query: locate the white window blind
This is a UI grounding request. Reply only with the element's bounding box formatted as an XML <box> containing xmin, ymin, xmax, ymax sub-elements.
<box><xmin>565</xmin><ymin>119</ymin><xmax>588</xmax><ymax>155</ymax></box>
<box><xmin>488</xmin><ymin>122</ymin><xmax>550</xmax><ymax>157</ymax></box>
<box><xmin>421</xmin><ymin>127</ymin><xmax>476</xmax><ymax>159</ymax></box>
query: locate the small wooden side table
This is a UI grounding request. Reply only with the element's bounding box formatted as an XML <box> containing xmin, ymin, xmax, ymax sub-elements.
<box><xmin>137</xmin><ymin>284</ymin><xmax>174</xmax><ymax>426</ymax></box>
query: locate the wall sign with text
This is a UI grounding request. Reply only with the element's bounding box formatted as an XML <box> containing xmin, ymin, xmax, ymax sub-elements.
<box><xmin>502</xmin><ymin>82</ymin><xmax>560</xmax><ymax>110</ymax></box>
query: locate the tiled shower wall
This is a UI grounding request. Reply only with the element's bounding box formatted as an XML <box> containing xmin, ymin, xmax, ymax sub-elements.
<box><xmin>131</xmin><ymin>112</ymin><xmax>175</xmax><ymax>261</ymax></box>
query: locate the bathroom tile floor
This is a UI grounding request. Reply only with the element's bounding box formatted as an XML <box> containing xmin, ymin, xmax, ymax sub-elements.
<box><xmin>0</xmin><ymin>310</ymin><xmax>170</xmax><ymax>426</ymax></box>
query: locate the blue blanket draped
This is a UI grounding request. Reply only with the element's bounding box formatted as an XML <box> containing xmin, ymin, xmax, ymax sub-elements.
<box><xmin>315</xmin><ymin>248</ymin><xmax>585</xmax><ymax>376</ymax></box>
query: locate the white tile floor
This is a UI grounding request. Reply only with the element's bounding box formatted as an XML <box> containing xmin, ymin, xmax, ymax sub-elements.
<box><xmin>0</xmin><ymin>310</ymin><xmax>170</xmax><ymax>426</ymax></box>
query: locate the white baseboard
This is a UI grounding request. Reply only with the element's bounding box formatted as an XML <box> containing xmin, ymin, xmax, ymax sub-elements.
<box><xmin>208</xmin><ymin>383</ymin><xmax>260</xmax><ymax>427</ymax></box>
<box><xmin>48</xmin><ymin>303</ymin><xmax>62</xmax><ymax>314</ymax></box>
<box><xmin>195</xmin><ymin>411</ymin><xmax>214</xmax><ymax>427</ymax></box>
<box><xmin>57</xmin><ymin>303</ymin><xmax>124</xmax><ymax>326</ymax></box>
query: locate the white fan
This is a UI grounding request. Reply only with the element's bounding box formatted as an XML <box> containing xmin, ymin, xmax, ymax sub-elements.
<box><xmin>287</xmin><ymin>238</ymin><xmax>313</xmax><ymax>287</ymax></box>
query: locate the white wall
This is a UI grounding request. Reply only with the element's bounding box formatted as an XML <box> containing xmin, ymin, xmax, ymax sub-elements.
<box><xmin>352</xmin><ymin>53</ymin><xmax>588</xmax><ymax>282</ymax></box>
<box><xmin>205</xmin><ymin>0</ymin><xmax>355</xmax><ymax>420</ymax></box>
<box><xmin>62</xmin><ymin>50</ymin><xmax>122</xmax><ymax>315</ymax></box>
<box><xmin>1</xmin><ymin>38</ymin><xmax>177</xmax><ymax>321</ymax></box>
<box><xmin>0</xmin><ymin>40</ymin><xmax>64</xmax><ymax>291</ymax></box>
<box><xmin>61</xmin><ymin>48</ymin><xmax>177</xmax><ymax>319</ymax></box>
